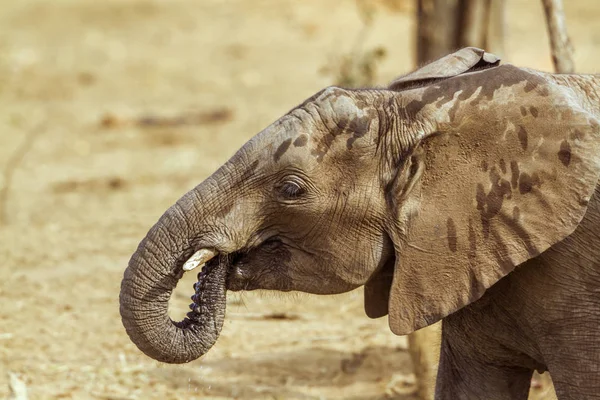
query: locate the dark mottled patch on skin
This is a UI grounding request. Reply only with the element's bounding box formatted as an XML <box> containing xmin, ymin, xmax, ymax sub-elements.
<box><xmin>558</xmin><ymin>140</ymin><xmax>572</xmax><ymax>167</ymax></box>
<box><xmin>519</xmin><ymin>172</ymin><xmax>541</xmax><ymax>194</ymax></box>
<box><xmin>487</xmin><ymin>167</ymin><xmax>513</xmax><ymax>213</ymax></box>
<box><xmin>489</xmin><ymin>230</ymin><xmax>515</xmax><ymax>273</ymax></box>
<box><xmin>529</xmin><ymin>106</ymin><xmax>539</xmax><ymax>117</ymax></box>
<box><xmin>481</xmin><ymin>217</ymin><xmax>490</xmax><ymax>239</ymax></box>
<box><xmin>346</xmin><ymin>116</ymin><xmax>371</xmax><ymax>149</ymax></box>
<box><xmin>475</xmin><ymin>184</ymin><xmax>486</xmax><ymax>210</ymax></box>
<box><xmin>475</xmin><ymin>167</ymin><xmax>512</xmax><ymax>239</ymax></box>
<box><xmin>447</xmin><ymin>218</ymin><xmax>457</xmax><ymax>252</ymax></box>
<box><xmin>517</xmin><ymin>126</ymin><xmax>528</xmax><ymax>150</ymax></box>
<box><xmin>403</xmin><ymin>65</ymin><xmax>547</xmax><ymax>117</ymax></box>
<box><xmin>481</xmin><ymin>160</ymin><xmax>488</xmax><ymax>172</ymax></box>
<box><xmin>313</xmin><ymin>113</ymin><xmax>372</xmax><ymax>159</ymax></box>
<box><xmin>293</xmin><ymin>134</ymin><xmax>308</xmax><ymax>147</ymax></box>
<box><xmin>346</xmin><ymin>138</ymin><xmax>356</xmax><ymax>150</ymax></box>
<box><xmin>475</xmin><ymin>184</ymin><xmax>487</xmax><ymax>240</ymax></box>
<box><xmin>349</xmin><ymin>116</ymin><xmax>371</xmax><ymax>137</ymax></box>
<box><xmin>311</xmin><ymin>133</ymin><xmax>335</xmax><ymax>161</ymax></box>
<box><xmin>499</xmin><ymin>159</ymin><xmax>506</xmax><ymax>174</ymax></box>
<box><xmin>284</xmin><ymin>88</ymin><xmax>378</xmax><ymax>162</ymax></box>
<box><xmin>283</xmin><ymin>86</ymin><xmax>345</xmax><ymax>154</ymax></box>
<box><xmin>524</xmin><ymin>80</ymin><xmax>537</xmax><ymax>92</ymax></box>
<box><xmin>520</xmin><ymin>106</ymin><xmax>527</xmax><ymax>116</ymax></box>
<box><xmin>510</xmin><ymin>161</ymin><xmax>520</xmax><ymax>189</ymax></box>
<box><xmin>274</xmin><ymin>138</ymin><xmax>292</xmax><ymax>162</ymax></box>
<box><xmin>513</xmin><ymin>206</ymin><xmax>520</xmax><ymax>221</ymax></box>
<box><xmin>468</xmin><ymin>219</ymin><xmax>477</xmax><ymax>259</ymax></box>
<box><xmin>499</xmin><ymin>214</ymin><xmax>538</xmax><ymax>257</ymax></box>
<box><xmin>560</xmin><ymin>108</ymin><xmax>576</xmax><ymax>121</ymax></box>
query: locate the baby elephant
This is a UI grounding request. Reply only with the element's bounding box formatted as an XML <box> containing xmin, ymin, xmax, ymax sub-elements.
<box><xmin>120</xmin><ymin>47</ymin><xmax>600</xmax><ymax>399</ymax></box>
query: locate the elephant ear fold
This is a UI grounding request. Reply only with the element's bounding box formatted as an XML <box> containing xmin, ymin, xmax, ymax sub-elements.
<box><xmin>388</xmin><ymin>47</ymin><xmax>500</xmax><ymax>91</ymax></box>
<box><xmin>386</xmin><ymin>65</ymin><xmax>600</xmax><ymax>335</ymax></box>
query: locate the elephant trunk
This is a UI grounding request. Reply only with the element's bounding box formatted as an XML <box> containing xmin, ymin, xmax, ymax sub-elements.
<box><xmin>119</xmin><ymin>187</ymin><xmax>228</xmax><ymax>364</ymax></box>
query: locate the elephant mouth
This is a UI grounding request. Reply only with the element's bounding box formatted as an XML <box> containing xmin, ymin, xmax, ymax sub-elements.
<box><xmin>185</xmin><ymin>237</ymin><xmax>285</xmax><ymax>312</ymax></box>
<box><xmin>227</xmin><ymin>237</ymin><xmax>286</xmax><ymax>291</ymax></box>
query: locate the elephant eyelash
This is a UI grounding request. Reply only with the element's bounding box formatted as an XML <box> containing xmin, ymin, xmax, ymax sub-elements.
<box><xmin>409</xmin><ymin>156</ymin><xmax>420</xmax><ymax>177</ymax></box>
<box><xmin>279</xmin><ymin>181</ymin><xmax>306</xmax><ymax>199</ymax></box>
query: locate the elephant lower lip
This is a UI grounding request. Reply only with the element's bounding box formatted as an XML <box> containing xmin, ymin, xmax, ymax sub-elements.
<box><xmin>226</xmin><ymin>265</ymin><xmax>262</xmax><ymax>291</ymax></box>
<box><xmin>224</xmin><ymin>259</ymin><xmax>248</xmax><ymax>291</ymax></box>
<box><xmin>226</xmin><ymin>280</ymin><xmax>246</xmax><ymax>291</ymax></box>
<box><xmin>214</xmin><ymin>237</ymin><xmax>284</xmax><ymax>292</ymax></box>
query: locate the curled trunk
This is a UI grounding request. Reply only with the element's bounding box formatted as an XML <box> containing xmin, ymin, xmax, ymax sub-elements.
<box><xmin>119</xmin><ymin>194</ymin><xmax>227</xmax><ymax>363</ymax></box>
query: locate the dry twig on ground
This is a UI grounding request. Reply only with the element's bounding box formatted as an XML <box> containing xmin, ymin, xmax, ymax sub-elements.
<box><xmin>8</xmin><ymin>372</ymin><xmax>28</xmax><ymax>400</ymax></box>
<box><xmin>0</xmin><ymin>123</ymin><xmax>45</xmax><ymax>225</ymax></box>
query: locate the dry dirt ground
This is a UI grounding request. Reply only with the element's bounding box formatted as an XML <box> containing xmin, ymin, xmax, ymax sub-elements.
<box><xmin>1</xmin><ymin>1</ymin><xmax>599</xmax><ymax>399</ymax></box>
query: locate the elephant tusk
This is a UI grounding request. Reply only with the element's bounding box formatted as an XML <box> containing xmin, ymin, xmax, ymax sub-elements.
<box><xmin>182</xmin><ymin>248</ymin><xmax>218</xmax><ymax>271</ymax></box>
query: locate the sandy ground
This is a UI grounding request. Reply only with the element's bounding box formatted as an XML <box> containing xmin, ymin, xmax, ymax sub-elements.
<box><xmin>0</xmin><ymin>1</ymin><xmax>598</xmax><ymax>399</ymax></box>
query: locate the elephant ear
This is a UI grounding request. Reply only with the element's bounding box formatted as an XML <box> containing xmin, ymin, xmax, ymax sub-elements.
<box><xmin>386</xmin><ymin>64</ymin><xmax>600</xmax><ymax>335</ymax></box>
<box><xmin>364</xmin><ymin>47</ymin><xmax>500</xmax><ymax>319</ymax></box>
<box><xmin>388</xmin><ymin>47</ymin><xmax>500</xmax><ymax>92</ymax></box>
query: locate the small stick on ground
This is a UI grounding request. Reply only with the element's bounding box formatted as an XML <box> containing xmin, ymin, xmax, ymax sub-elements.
<box><xmin>226</xmin><ymin>312</ymin><xmax>303</xmax><ymax>321</ymax></box>
<box><xmin>0</xmin><ymin>123</ymin><xmax>45</xmax><ymax>225</ymax></box>
<box><xmin>541</xmin><ymin>0</ymin><xmax>575</xmax><ymax>73</ymax></box>
<box><xmin>8</xmin><ymin>372</ymin><xmax>28</xmax><ymax>400</ymax></box>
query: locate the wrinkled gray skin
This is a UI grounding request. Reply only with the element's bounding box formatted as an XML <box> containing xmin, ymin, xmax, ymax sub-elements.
<box><xmin>435</xmin><ymin>187</ymin><xmax>600</xmax><ymax>399</ymax></box>
<box><xmin>120</xmin><ymin>47</ymin><xmax>600</xmax><ymax>399</ymax></box>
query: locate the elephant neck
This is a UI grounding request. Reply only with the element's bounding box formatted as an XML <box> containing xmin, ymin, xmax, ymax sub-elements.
<box><xmin>589</xmin><ymin>75</ymin><xmax>600</xmax><ymax>115</ymax></box>
<box><xmin>552</xmin><ymin>74</ymin><xmax>600</xmax><ymax>116</ymax></box>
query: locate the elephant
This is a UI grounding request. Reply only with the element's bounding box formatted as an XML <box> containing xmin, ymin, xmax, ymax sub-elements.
<box><xmin>119</xmin><ymin>47</ymin><xmax>600</xmax><ymax>399</ymax></box>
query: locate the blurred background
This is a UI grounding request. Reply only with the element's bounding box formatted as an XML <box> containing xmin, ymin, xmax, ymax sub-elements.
<box><xmin>0</xmin><ymin>0</ymin><xmax>598</xmax><ymax>399</ymax></box>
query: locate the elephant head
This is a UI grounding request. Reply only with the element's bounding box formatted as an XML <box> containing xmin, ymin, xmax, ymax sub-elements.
<box><xmin>120</xmin><ymin>47</ymin><xmax>600</xmax><ymax>363</ymax></box>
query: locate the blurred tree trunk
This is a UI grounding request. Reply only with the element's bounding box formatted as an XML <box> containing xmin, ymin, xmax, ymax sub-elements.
<box><xmin>416</xmin><ymin>0</ymin><xmax>505</xmax><ymax>65</ymax></box>
<box><xmin>407</xmin><ymin>322</ymin><xmax>441</xmax><ymax>400</ymax></box>
<box><xmin>457</xmin><ymin>0</ymin><xmax>488</xmax><ymax>49</ymax></box>
<box><xmin>416</xmin><ymin>0</ymin><xmax>459</xmax><ymax>64</ymax></box>
<box><xmin>541</xmin><ymin>0</ymin><xmax>574</xmax><ymax>73</ymax></box>
<box><xmin>486</xmin><ymin>0</ymin><xmax>506</xmax><ymax>58</ymax></box>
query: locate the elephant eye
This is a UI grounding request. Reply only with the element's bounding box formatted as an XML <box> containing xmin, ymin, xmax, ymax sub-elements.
<box><xmin>280</xmin><ymin>181</ymin><xmax>305</xmax><ymax>199</ymax></box>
